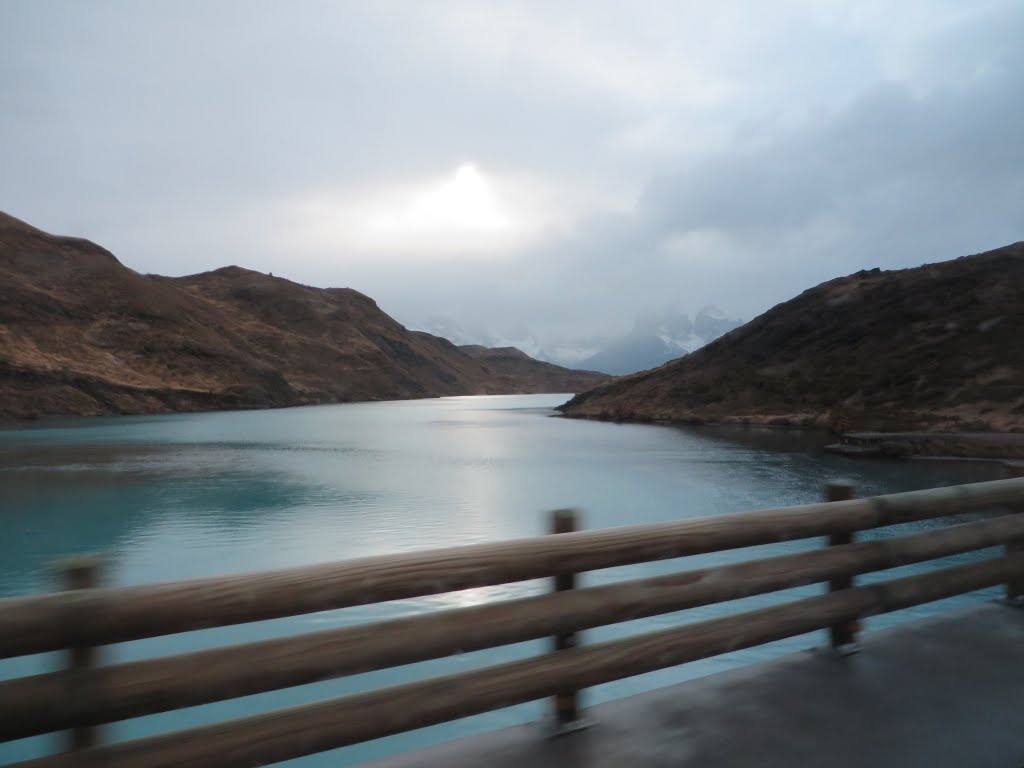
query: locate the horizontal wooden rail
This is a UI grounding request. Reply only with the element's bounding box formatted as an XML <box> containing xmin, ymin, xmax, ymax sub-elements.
<box><xmin>14</xmin><ymin>553</ymin><xmax>1022</xmax><ymax>768</ymax></box>
<box><xmin>2</xmin><ymin>511</ymin><xmax>1021</xmax><ymax>742</ymax></box>
<box><xmin>4</xmin><ymin>477</ymin><xmax>1023</xmax><ymax>659</ymax></box>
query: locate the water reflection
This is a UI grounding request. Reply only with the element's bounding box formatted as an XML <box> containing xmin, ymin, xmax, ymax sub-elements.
<box><xmin>0</xmin><ymin>395</ymin><xmax>1006</xmax><ymax>766</ymax></box>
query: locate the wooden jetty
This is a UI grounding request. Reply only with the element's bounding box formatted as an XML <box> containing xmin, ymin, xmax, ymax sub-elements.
<box><xmin>3</xmin><ymin>474</ymin><xmax>1024</xmax><ymax>767</ymax></box>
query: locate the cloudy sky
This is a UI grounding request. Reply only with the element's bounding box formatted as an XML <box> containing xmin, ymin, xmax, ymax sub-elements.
<box><xmin>2</xmin><ymin>1</ymin><xmax>1022</xmax><ymax>345</ymax></box>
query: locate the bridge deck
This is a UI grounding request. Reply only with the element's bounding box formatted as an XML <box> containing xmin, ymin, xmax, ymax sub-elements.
<box><xmin>369</xmin><ymin>602</ymin><xmax>1024</xmax><ymax>768</ymax></box>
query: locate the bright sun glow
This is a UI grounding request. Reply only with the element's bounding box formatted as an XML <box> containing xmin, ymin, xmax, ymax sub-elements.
<box><xmin>280</xmin><ymin>163</ymin><xmax>571</xmax><ymax>257</ymax></box>
<box><xmin>371</xmin><ymin>163</ymin><xmax>513</xmax><ymax>235</ymax></box>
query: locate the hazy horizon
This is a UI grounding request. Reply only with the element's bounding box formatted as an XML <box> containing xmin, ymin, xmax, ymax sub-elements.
<box><xmin>3</xmin><ymin>1</ymin><xmax>1022</xmax><ymax>346</ymax></box>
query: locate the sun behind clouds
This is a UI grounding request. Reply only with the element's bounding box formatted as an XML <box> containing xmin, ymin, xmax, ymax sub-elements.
<box><xmin>283</xmin><ymin>163</ymin><xmax>558</xmax><ymax>257</ymax></box>
<box><xmin>401</xmin><ymin>163</ymin><xmax>512</xmax><ymax>234</ymax></box>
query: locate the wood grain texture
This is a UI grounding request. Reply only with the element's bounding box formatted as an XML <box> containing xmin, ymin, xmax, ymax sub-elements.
<box><xmin>3</xmin><ymin>477</ymin><xmax>1024</xmax><ymax>659</ymax></box>
<box><xmin>4</xmin><ymin>513</ymin><xmax>1024</xmax><ymax>742</ymax></box>
<box><xmin>57</xmin><ymin>557</ymin><xmax>103</xmax><ymax>752</ymax></box>
<box><xmin>550</xmin><ymin>508</ymin><xmax>580</xmax><ymax>725</ymax></box>
<box><xmin>13</xmin><ymin>554</ymin><xmax>1023</xmax><ymax>768</ymax></box>
<box><xmin>825</xmin><ymin>482</ymin><xmax>858</xmax><ymax>647</ymax></box>
<box><xmin>1005</xmin><ymin>464</ymin><xmax>1024</xmax><ymax>599</ymax></box>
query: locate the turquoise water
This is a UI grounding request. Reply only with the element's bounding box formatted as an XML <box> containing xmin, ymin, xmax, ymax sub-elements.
<box><xmin>0</xmin><ymin>394</ymin><xmax>1006</xmax><ymax>765</ymax></box>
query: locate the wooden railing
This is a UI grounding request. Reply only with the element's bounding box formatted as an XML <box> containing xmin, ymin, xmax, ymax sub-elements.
<box><xmin>3</xmin><ymin>476</ymin><xmax>1024</xmax><ymax>768</ymax></box>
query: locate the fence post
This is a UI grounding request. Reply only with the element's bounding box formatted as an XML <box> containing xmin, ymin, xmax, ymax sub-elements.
<box><xmin>549</xmin><ymin>508</ymin><xmax>586</xmax><ymax>732</ymax></box>
<box><xmin>1005</xmin><ymin>463</ymin><xmax>1024</xmax><ymax>603</ymax></box>
<box><xmin>57</xmin><ymin>555</ymin><xmax>104</xmax><ymax>751</ymax></box>
<box><xmin>825</xmin><ymin>481</ymin><xmax>860</xmax><ymax>651</ymax></box>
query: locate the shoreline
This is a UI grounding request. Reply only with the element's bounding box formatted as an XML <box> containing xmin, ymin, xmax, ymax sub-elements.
<box><xmin>0</xmin><ymin>392</ymin><xmax>579</xmax><ymax>430</ymax></box>
<box><xmin>824</xmin><ymin>431</ymin><xmax>1024</xmax><ymax>461</ymax></box>
<box><xmin>559</xmin><ymin>412</ymin><xmax>1024</xmax><ymax>462</ymax></box>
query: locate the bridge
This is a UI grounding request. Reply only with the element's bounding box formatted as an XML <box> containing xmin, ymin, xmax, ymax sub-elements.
<box><xmin>2</xmin><ymin>475</ymin><xmax>1024</xmax><ymax>767</ymax></box>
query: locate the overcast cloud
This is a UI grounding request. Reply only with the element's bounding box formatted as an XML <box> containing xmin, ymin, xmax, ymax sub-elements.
<box><xmin>2</xmin><ymin>0</ymin><xmax>1022</xmax><ymax>343</ymax></box>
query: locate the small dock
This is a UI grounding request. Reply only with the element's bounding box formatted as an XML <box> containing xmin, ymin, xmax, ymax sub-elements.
<box><xmin>371</xmin><ymin>601</ymin><xmax>1024</xmax><ymax>768</ymax></box>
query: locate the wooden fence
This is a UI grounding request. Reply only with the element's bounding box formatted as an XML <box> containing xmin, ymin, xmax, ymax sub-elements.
<box><xmin>3</xmin><ymin>476</ymin><xmax>1024</xmax><ymax>768</ymax></box>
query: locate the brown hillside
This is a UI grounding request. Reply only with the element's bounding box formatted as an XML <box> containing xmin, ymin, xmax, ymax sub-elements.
<box><xmin>0</xmin><ymin>212</ymin><xmax>606</xmax><ymax>418</ymax></box>
<box><xmin>458</xmin><ymin>345</ymin><xmax>609</xmax><ymax>394</ymax></box>
<box><xmin>561</xmin><ymin>243</ymin><xmax>1024</xmax><ymax>433</ymax></box>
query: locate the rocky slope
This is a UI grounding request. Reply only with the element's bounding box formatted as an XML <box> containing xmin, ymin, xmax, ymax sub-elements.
<box><xmin>0</xmin><ymin>212</ymin><xmax>607</xmax><ymax>418</ymax></box>
<box><xmin>561</xmin><ymin>243</ymin><xmax>1024</xmax><ymax>433</ymax></box>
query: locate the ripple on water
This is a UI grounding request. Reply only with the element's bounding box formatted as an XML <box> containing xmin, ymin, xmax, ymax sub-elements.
<box><xmin>0</xmin><ymin>395</ymin><xmax>1005</xmax><ymax>766</ymax></box>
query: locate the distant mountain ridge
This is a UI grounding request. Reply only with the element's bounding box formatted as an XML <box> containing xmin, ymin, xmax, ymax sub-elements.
<box><xmin>0</xmin><ymin>211</ymin><xmax>607</xmax><ymax>418</ymax></box>
<box><xmin>578</xmin><ymin>307</ymin><xmax>743</xmax><ymax>375</ymax></box>
<box><xmin>561</xmin><ymin>243</ymin><xmax>1024</xmax><ymax>433</ymax></box>
<box><xmin>458</xmin><ymin>344</ymin><xmax>607</xmax><ymax>393</ymax></box>
<box><xmin>411</xmin><ymin>317</ymin><xmax>603</xmax><ymax>368</ymax></box>
<box><xmin>414</xmin><ymin>306</ymin><xmax>743</xmax><ymax>375</ymax></box>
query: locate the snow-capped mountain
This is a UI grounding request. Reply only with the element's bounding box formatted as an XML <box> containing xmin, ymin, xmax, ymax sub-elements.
<box><xmin>411</xmin><ymin>306</ymin><xmax>742</xmax><ymax>376</ymax></box>
<box><xmin>578</xmin><ymin>307</ymin><xmax>743</xmax><ymax>375</ymax></box>
<box><xmin>693</xmin><ymin>305</ymin><xmax>743</xmax><ymax>343</ymax></box>
<box><xmin>412</xmin><ymin>316</ymin><xmax>604</xmax><ymax>367</ymax></box>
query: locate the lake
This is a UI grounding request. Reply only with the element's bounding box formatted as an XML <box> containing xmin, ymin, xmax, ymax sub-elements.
<box><xmin>0</xmin><ymin>394</ymin><xmax>1005</xmax><ymax>765</ymax></box>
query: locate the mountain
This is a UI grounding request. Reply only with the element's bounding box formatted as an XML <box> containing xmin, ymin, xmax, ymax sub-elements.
<box><xmin>0</xmin><ymin>212</ymin><xmax>607</xmax><ymax>418</ymax></box>
<box><xmin>458</xmin><ymin>345</ymin><xmax>608</xmax><ymax>393</ymax></box>
<box><xmin>578</xmin><ymin>307</ymin><xmax>743</xmax><ymax>375</ymax></box>
<box><xmin>412</xmin><ymin>316</ymin><xmax>603</xmax><ymax>368</ymax></box>
<box><xmin>561</xmin><ymin>243</ymin><xmax>1024</xmax><ymax>433</ymax></box>
<box><xmin>413</xmin><ymin>307</ymin><xmax>742</xmax><ymax>374</ymax></box>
